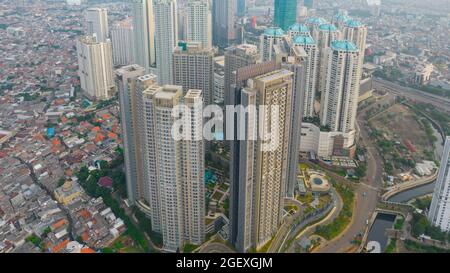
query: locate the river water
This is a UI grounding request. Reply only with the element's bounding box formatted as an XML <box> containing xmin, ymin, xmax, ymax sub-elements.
<box><xmin>366</xmin><ymin>213</ymin><xmax>397</xmax><ymax>252</ymax></box>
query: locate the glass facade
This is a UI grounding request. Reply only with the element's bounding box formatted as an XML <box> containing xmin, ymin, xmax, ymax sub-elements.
<box><xmin>274</xmin><ymin>0</ymin><xmax>298</xmax><ymax>30</ymax></box>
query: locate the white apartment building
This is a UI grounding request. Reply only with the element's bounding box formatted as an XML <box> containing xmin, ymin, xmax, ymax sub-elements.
<box><xmin>213</xmin><ymin>56</ymin><xmax>225</xmax><ymax>104</ymax></box>
<box><xmin>186</xmin><ymin>0</ymin><xmax>212</xmax><ymax>49</ymax></box>
<box><xmin>172</xmin><ymin>41</ymin><xmax>214</xmax><ymax>104</ymax></box>
<box><xmin>77</xmin><ymin>35</ymin><xmax>114</xmax><ymax>100</ymax></box>
<box><xmin>343</xmin><ymin>19</ymin><xmax>368</xmax><ymax>64</ymax></box>
<box><xmin>292</xmin><ymin>35</ymin><xmax>319</xmax><ymax>118</ymax></box>
<box><xmin>315</xmin><ymin>24</ymin><xmax>340</xmax><ymax>98</ymax></box>
<box><xmin>148</xmin><ymin>86</ymin><xmax>205</xmax><ymax>252</ymax></box>
<box><xmin>132</xmin><ymin>0</ymin><xmax>156</xmax><ymax>72</ymax></box>
<box><xmin>320</xmin><ymin>40</ymin><xmax>361</xmax><ymax>135</ymax></box>
<box><xmin>111</xmin><ymin>19</ymin><xmax>134</xmax><ymax>66</ymax></box>
<box><xmin>260</xmin><ymin>27</ymin><xmax>286</xmax><ymax>62</ymax></box>
<box><xmin>237</xmin><ymin>70</ymin><xmax>294</xmax><ymax>251</ymax></box>
<box><xmin>85</xmin><ymin>7</ymin><xmax>109</xmax><ymax>43</ymax></box>
<box><xmin>154</xmin><ymin>0</ymin><xmax>179</xmax><ymax>85</ymax></box>
<box><xmin>115</xmin><ymin>65</ymin><xmax>145</xmax><ymax>204</ymax></box>
<box><xmin>429</xmin><ymin>137</ymin><xmax>450</xmax><ymax>232</ymax></box>
<box><xmin>287</xmin><ymin>23</ymin><xmax>311</xmax><ymax>39</ymax></box>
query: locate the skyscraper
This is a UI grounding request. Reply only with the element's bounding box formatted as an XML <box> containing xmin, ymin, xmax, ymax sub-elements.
<box><xmin>118</xmin><ymin>67</ymin><xmax>206</xmax><ymax>250</ymax></box>
<box><xmin>272</xmin><ymin>38</ymin><xmax>309</xmax><ymax>197</ymax></box>
<box><xmin>111</xmin><ymin>20</ymin><xmax>134</xmax><ymax>66</ymax></box>
<box><xmin>115</xmin><ymin>65</ymin><xmax>149</xmax><ymax>205</ymax></box>
<box><xmin>292</xmin><ymin>35</ymin><xmax>318</xmax><ymax>118</ymax></box>
<box><xmin>320</xmin><ymin>40</ymin><xmax>361</xmax><ymax>136</ymax></box>
<box><xmin>315</xmin><ymin>24</ymin><xmax>340</xmax><ymax>99</ymax></box>
<box><xmin>154</xmin><ymin>0</ymin><xmax>179</xmax><ymax>85</ymax></box>
<box><xmin>77</xmin><ymin>35</ymin><xmax>114</xmax><ymax>100</ymax></box>
<box><xmin>85</xmin><ymin>8</ymin><xmax>109</xmax><ymax>43</ymax></box>
<box><xmin>229</xmin><ymin>67</ymin><xmax>294</xmax><ymax>252</ymax></box>
<box><xmin>212</xmin><ymin>0</ymin><xmax>236</xmax><ymax>47</ymax></box>
<box><xmin>224</xmin><ymin>44</ymin><xmax>260</xmax><ymax>108</ymax></box>
<box><xmin>343</xmin><ymin>19</ymin><xmax>368</xmax><ymax>68</ymax></box>
<box><xmin>287</xmin><ymin>23</ymin><xmax>310</xmax><ymax>39</ymax></box>
<box><xmin>172</xmin><ymin>41</ymin><xmax>215</xmax><ymax>104</ymax></box>
<box><xmin>147</xmin><ymin>86</ymin><xmax>205</xmax><ymax>252</ymax></box>
<box><xmin>304</xmin><ymin>17</ymin><xmax>327</xmax><ymax>41</ymax></box>
<box><xmin>274</xmin><ymin>0</ymin><xmax>298</xmax><ymax>31</ymax></box>
<box><xmin>186</xmin><ymin>0</ymin><xmax>212</xmax><ymax>49</ymax></box>
<box><xmin>132</xmin><ymin>0</ymin><xmax>156</xmax><ymax>72</ymax></box>
<box><xmin>429</xmin><ymin>136</ymin><xmax>450</xmax><ymax>232</ymax></box>
<box><xmin>260</xmin><ymin>27</ymin><xmax>286</xmax><ymax>62</ymax></box>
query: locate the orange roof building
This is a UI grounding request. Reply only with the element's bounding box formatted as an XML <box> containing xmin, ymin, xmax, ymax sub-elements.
<box><xmin>52</xmin><ymin>219</ymin><xmax>68</xmax><ymax>230</ymax></box>
<box><xmin>94</xmin><ymin>133</ymin><xmax>105</xmax><ymax>143</ymax></box>
<box><xmin>80</xmin><ymin>247</ymin><xmax>96</xmax><ymax>253</ymax></box>
<box><xmin>52</xmin><ymin>239</ymin><xmax>70</xmax><ymax>253</ymax></box>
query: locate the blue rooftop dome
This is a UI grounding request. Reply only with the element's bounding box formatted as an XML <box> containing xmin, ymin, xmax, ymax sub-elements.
<box><xmin>319</xmin><ymin>24</ymin><xmax>338</xmax><ymax>32</ymax></box>
<box><xmin>288</xmin><ymin>23</ymin><xmax>310</xmax><ymax>33</ymax></box>
<box><xmin>345</xmin><ymin>19</ymin><xmax>364</xmax><ymax>28</ymax></box>
<box><xmin>305</xmin><ymin>17</ymin><xmax>327</xmax><ymax>25</ymax></box>
<box><xmin>293</xmin><ymin>35</ymin><xmax>316</xmax><ymax>45</ymax></box>
<box><xmin>331</xmin><ymin>40</ymin><xmax>358</xmax><ymax>52</ymax></box>
<box><xmin>264</xmin><ymin>27</ymin><xmax>285</xmax><ymax>37</ymax></box>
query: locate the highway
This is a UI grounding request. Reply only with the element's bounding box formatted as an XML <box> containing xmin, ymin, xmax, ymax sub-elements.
<box><xmin>372</xmin><ymin>78</ymin><xmax>450</xmax><ymax>113</ymax></box>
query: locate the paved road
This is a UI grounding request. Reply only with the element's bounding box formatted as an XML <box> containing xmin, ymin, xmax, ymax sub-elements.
<box><xmin>373</xmin><ymin>78</ymin><xmax>450</xmax><ymax>113</ymax></box>
<box><xmin>198</xmin><ymin>242</ymin><xmax>235</xmax><ymax>253</ymax></box>
<box><xmin>316</xmin><ymin>95</ymin><xmax>385</xmax><ymax>253</ymax></box>
<box><xmin>284</xmin><ymin>188</ymin><xmax>343</xmax><ymax>253</ymax></box>
<box><xmin>266</xmin><ymin>199</ymin><xmax>304</xmax><ymax>253</ymax></box>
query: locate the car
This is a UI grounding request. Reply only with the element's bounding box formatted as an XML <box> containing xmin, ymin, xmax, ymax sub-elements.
<box><xmin>366</xmin><ymin>219</ymin><xmax>369</xmax><ymax>225</ymax></box>
<box><xmin>363</xmin><ymin>192</ymin><xmax>367</xmax><ymax>197</ymax></box>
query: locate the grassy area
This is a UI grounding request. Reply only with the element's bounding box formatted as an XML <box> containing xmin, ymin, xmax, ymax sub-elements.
<box><xmin>411</xmin><ymin>103</ymin><xmax>450</xmax><ymax>136</ymax></box>
<box><xmin>284</xmin><ymin>205</ymin><xmax>297</xmax><ymax>214</ymax></box>
<box><xmin>385</xmin><ymin>239</ymin><xmax>397</xmax><ymax>253</ymax></box>
<box><xmin>314</xmin><ymin>182</ymin><xmax>354</xmax><ymax>240</ymax></box>
<box><xmin>297</xmin><ymin>192</ymin><xmax>314</xmax><ymax>204</ymax></box>
<box><xmin>103</xmin><ymin>235</ymin><xmax>145</xmax><ymax>253</ymax></box>
<box><xmin>183</xmin><ymin>243</ymin><xmax>199</xmax><ymax>253</ymax></box>
<box><xmin>394</xmin><ymin>217</ymin><xmax>405</xmax><ymax>230</ymax></box>
<box><xmin>413</xmin><ymin>196</ymin><xmax>432</xmax><ymax>211</ymax></box>
<box><xmin>411</xmin><ymin>213</ymin><xmax>448</xmax><ymax>242</ymax></box>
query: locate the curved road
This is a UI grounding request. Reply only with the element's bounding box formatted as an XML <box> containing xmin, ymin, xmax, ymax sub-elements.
<box><xmin>316</xmin><ymin>96</ymin><xmax>384</xmax><ymax>253</ymax></box>
<box><xmin>198</xmin><ymin>242</ymin><xmax>236</xmax><ymax>253</ymax></box>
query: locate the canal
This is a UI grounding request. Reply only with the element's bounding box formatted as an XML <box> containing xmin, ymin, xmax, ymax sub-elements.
<box><xmin>366</xmin><ymin>213</ymin><xmax>397</xmax><ymax>252</ymax></box>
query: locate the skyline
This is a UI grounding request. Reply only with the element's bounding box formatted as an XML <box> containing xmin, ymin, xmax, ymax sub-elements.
<box><xmin>0</xmin><ymin>0</ymin><xmax>449</xmax><ymax>257</ymax></box>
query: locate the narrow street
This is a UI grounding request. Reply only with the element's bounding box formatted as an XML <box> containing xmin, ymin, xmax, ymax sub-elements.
<box><xmin>15</xmin><ymin>156</ymin><xmax>76</xmax><ymax>241</ymax></box>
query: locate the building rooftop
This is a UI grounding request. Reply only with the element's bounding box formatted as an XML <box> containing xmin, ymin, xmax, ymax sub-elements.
<box><xmin>305</xmin><ymin>17</ymin><xmax>327</xmax><ymax>25</ymax></box>
<box><xmin>331</xmin><ymin>40</ymin><xmax>358</xmax><ymax>52</ymax></box>
<box><xmin>293</xmin><ymin>35</ymin><xmax>316</xmax><ymax>45</ymax></box>
<box><xmin>288</xmin><ymin>23</ymin><xmax>309</xmax><ymax>33</ymax></box>
<box><xmin>319</xmin><ymin>24</ymin><xmax>338</xmax><ymax>32</ymax></box>
<box><xmin>345</xmin><ymin>19</ymin><xmax>365</xmax><ymax>28</ymax></box>
<box><xmin>264</xmin><ymin>27</ymin><xmax>285</xmax><ymax>37</ymax></box>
